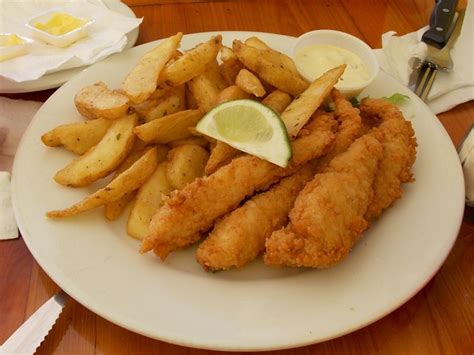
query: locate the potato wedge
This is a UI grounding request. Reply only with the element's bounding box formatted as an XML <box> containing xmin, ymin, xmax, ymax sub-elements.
<box><xmin>185</xmin><ymin>83</ymin><xmax>199</xmax><ymax>109</ymax></box>
<box><xmin>47</xmin><ymin>148</ymin><xmax>159</xmax><ymax>218</ymax></box>
<box><xmin>282</xmin><ymin>65</ymin><xmax>345</xmax><ymax>138</ymax></box>
<box><xmin>166</xmin><ymin>145</ymin><xmax>209</xmax><ymax>190</ymax></box>
<box><xmin>122</xmin><ymin>33</ymin><xmax>183</xmax><ymax>104</ymax></box>
<box><xmin>235</xmin><ymin>69</ymin><xmax>266</xmax><ymax>97</ymax></box>
<box><xmin>127</xmin><ymin>162</ymin><xmax>174</xmax><ymax>240</ymax></box>
<box><xmin>188</xmin><ymin>70</ymin><xmax>220</xmax><ymax>112</ymax></box>
<box><xmin>144</xmin><ymin>92</ymin><xmax>182</xmax><ymax>123</ymax></box>
<box><xmin>75</xmin><ymin>81</ymin><xmax>130</xmax><ymax>120</ymax></box>
<box><xmin>262</xmin><ymin>90</ymin><xmax>292</xmax><ymax>113</ymax></box>
<box><xmin>41</xmin><ymin>118</ymin><xmax>112</xmax><ymax>155</ymax></box>
<box><xmin>104</xmin><ymin>144</ymin><xmax>169</xmax><ymax>220</ymax></box>
<box><xmin>216</xmin><ymin>85</ymin><xmax>252</xmax><ymax>104</ymax></box>
<box><xmin>244</xmin><ymin>36</ymin><xmax>270</xmax><ymax>50</ymax></box>
<box><xmin>169</xmin><ymin>136</ymin><xmax>209</xmax><ymax>148</ymax></box>
<box><xmin>54</xmin><ymin>114</ymin><xmax>137</xmax><ymax>187</ymax></box>
<box><xmin>159</xmin><ymin>35</ymin><xmax>222</xmax><ymax>86</ymax></box>
<box><xmin>219</xmin><ymin>59</ymin><xmax>244</xmax><ymax>87</ymax></box>
<box><xmin>134</xmin><ymin>109</ymin><xmax>203</xmax><ymax>144</ymax></box>
<box><xmin>232</xmin><ymin>40</ymin><xmax>308</xmax><ymax>96</ymax></box>
<box><xmin>204</xmin><ymin>141</ymin><xmax>241</xmax><ymax>175</ymax></box>
<box><xmin>205</xmin><ymin>60</ymin><xmax>228</xmax><ymax>91</ymax></box>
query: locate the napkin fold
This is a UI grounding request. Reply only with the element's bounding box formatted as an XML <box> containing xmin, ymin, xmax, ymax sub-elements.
<box><xmin>373</xmin><ymin>0</ymin><xmax>474</xmax><ymax>114</ymax></box>
<box><xmin>0</xmin><ymin>0</ymin><xmax>142</xmax><ymax>82</ymax></box>
<box><xmin>0</xmin><ymin>97</ymin><xmax>42</xmax><ymax>240</ymax></box>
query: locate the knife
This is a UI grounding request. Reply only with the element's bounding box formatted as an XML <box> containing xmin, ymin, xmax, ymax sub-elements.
<box><xmin>1</xmin><ymin>291</ymin><xmax>67</xmax><ymax>355</ymax></box>
<box><xmin>421</xmin><ymin>0</ymin><xmax>459</xmax><ymax>49</ymax></box>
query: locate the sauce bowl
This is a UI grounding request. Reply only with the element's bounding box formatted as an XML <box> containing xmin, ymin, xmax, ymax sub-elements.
<box><xmin>293</xmin><ymin>30</ymin><xmax>379</xmax><ymax>98</ymax></box>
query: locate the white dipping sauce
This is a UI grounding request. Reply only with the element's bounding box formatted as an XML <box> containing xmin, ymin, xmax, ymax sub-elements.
<box><xmin>295</xmin><ymin>44</ymin><xmax>370</xmax><ymax>89</ymax></box>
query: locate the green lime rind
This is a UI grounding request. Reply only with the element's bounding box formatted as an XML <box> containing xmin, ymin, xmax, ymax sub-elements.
<box><xmin>196</xmin><ymin>99</ymin><xmax>292</xmax><ymax>167</ymax></box>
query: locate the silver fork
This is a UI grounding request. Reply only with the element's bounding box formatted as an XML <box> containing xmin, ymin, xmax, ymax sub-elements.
<box><xmin>414</xmin><ymin>9</ymin><xmax>465</xmax><ymax>101</ymax></box>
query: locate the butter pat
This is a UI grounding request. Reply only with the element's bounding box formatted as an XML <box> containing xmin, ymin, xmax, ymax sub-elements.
<box><xmin>459</xmin><ymin>124</ymin><xmax>474</xmax><ymax>206</ymax></box>
<box><xmin>27</xmin><ymin>10</ymin><xmax>93</xmax><ymax>48</ymax></box>
<box><xmin>0</xmin><ymin>34</ymin><xmax>31</xmax><ymax>62</ymax></box>
<box><xmin>34</xmin><ymin>12</ymin><xmax>86</xmax><ymax>36</ymax></box>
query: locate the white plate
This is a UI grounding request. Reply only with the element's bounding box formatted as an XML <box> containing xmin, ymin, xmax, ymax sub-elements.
<box><xmin>0</xmin><ymin>0</ymin><xmax>139</xmax><ymax>94</ymax></box>
<box><xmin>12</xmin><ymin>32</ymin><xmax>465</xmax><ymax>351</ymax></box>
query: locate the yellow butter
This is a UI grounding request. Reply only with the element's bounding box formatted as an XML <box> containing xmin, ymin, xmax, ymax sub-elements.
<box><xmin>0</xmin><ymin>34</ymin><xmax>24</xmax><ymax>47</ymax></box>
<box><xmin>34</xmin><ymin>12</ymin><xmax>86</xmax><ymax>36</ymax></box>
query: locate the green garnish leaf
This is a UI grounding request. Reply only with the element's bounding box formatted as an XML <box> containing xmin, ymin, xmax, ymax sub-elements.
<box><xmin>383</xmin><ymin>93</ymin><xmax>409</xmax><ymax>105</ymax></box>
<box><xmin>349</xmin><ymin>97</ymin><xmax>360</xmax><ymax>107</ymax></box>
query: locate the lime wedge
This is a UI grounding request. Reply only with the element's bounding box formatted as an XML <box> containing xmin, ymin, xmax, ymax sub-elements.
<box><xmin>196</xmin><ymin>99</ymin><xmax>292</xmax><ymax>167</ymax></box>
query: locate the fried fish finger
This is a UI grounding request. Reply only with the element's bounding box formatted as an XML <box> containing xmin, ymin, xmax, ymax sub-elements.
<box><xmin>140</xmin><ymin>119</ymin><xmax>335</xmax><ymax>259</ymax></box>
<box><xmin>264</xmin><ymin>134</ymin><xmax>383</xmax><ymax>268</ymax></box>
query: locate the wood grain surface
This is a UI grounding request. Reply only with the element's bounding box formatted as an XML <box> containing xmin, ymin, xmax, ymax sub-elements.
<box><xmin>1</xmin><ymin>1</ymin><xmax>473</xmax><ymax>354</ymax></box>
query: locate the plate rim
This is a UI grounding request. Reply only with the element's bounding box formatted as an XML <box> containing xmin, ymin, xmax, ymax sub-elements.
<box><xmin>11</xmin><ymin>31</ymin><xmax>465</xmax><ymax>351</ymax></box>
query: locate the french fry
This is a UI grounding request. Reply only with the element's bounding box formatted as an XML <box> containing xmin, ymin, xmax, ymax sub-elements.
<box><xmin>166</xmin><ymin>145</ymin><xmax>209</xmax><ymax>190</ymax></box>
<box><xmin>134</xmin><ymin>109</ymin><xmax>204</xmax><ymax>144</ymax></box>
<box><xmin>205</xmin><ymin>60</ymin><xmax>228</xmax><ymax>91</ymax></box>
<box><xmin>244</xmin><ymin>36</ymin><xmax>270</xmax><ymax>50</ymax></box>
<box><xmin>159</xmin><ymin>35</ymin><xmax>222</xmax><ymax>86</ymax></box>
<box><xmin>233</xmin><ymin>40</ymin><xmax>308</xmax><ymax>96</ymax></box>
<box><xmin>104</xmin><ymin>144</ymin><xmax>169</xmax><ymax>220</ymax></box>
<box><xmin>41</xmin><ymin>118</ymin><xmax>112</xmax><ymax>155</ymax></box>
<box><xmin>282</xmin><ymin>65</ymin><xmax>345</xmax><ymax>138</ymax></box>
<box><xmin>144</xmin><ymin>86</ymin><xmax>184</xmax><ymax>122</ymax></box>
<box><xmin>54</xmin><ymin>114</ymin><xmax>137</xmax><ymax>187</ymax></box>
<box><xmin>185</xmin><ymin>83</ymin><xmax>199</xmax><ymax>109</ymax></box>
<box><xmin>169</xmin><ymin>136</ymin><xmax>209</xmax><ymax>148</ymax></box>
<box><xmin>47</xmin><ymin>148</ymin><xmax>159</xmax><ymax>218</ymax></box>
<box><xmin>204</xmin><ymin>141</ymin><xmax>241</xmax><ymax>175</ymax></box>
<box><xmin>188</xmin><ymin>69</ymin><xmax>221</xmax><ymax>112</ymax></box>
<box><xmin>122</xmin><ymin>33</ymin><xmax>183</xmax><ymax>104</ymax></box>
<box><xmin>262</xmin><ymin>90</ymin><xmax>292</xmax><ymax>113</ymax></box>
<box><xmin>74</xmin><ymin>82</ymin><xmax>129</xmax><ymax>120</ymax></box>
<box><xmin>235</xmin><ymin>69</ymin><xmax>266</xmax><ymax>97</ymax></box>
<box><xmin>216</xmin><ymin>85</ymin><xmax>251</xmax><ymax>104</ymax></box>
<box><xmin>219</xmin><ymin>47</ymin><xmax>244</xmax><ymax>87</ymax></box>
<box><xmin>127</xmin><ymin>162</ymin><xmax>174</xmax><ymax>240</ymax></box>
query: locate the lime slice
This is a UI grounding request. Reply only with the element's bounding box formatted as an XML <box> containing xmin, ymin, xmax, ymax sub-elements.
<box><xmin>196</xmin><ymin>99</ymin><xmax>292</xmax><ymax>167</ymax></box>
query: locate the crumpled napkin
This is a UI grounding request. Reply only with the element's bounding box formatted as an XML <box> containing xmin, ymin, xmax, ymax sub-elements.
<box><xmin>0</xmin><ymin>0</ymin><xmax>142</xmax><ymax>82</ymax></box>
<box><xmin>0</xmin><ymin>97</ymin><xmax>42</xmax><ymax>240</ymax></box>
<box><xmin>373</xmin><ymin>0</ymin><xmax>474</xmax><ymax>114</ymax></box>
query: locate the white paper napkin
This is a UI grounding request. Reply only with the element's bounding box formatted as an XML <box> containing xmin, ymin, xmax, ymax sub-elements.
<box><xmin>0</xmin><ymin>97</ymin><xmax>42</xmax><ymax>240</ymax></box>
<box><xmin>0</xmin><ymin>0</ymin><xmax>142</xmax><ymax>82</ymax></box>
<box><xmin>0</xmin><ymin>172</ymin><xmax>17</xmax><ymax>240</ymax></box>
<box><xmin>373</xmin><ymin>0</ymin><xmax>474</xmax><ymax>114</ymax></box>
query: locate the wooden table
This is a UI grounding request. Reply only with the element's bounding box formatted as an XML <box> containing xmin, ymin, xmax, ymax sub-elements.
<box><xmin>1</xmin><ymin>1</ymin><xmax>473</xmax><ymax>354</ymax></box>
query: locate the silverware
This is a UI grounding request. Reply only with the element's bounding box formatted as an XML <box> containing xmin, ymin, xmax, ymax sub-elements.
<box><xmin>421</xmin><ymin>0</ymin><xmax>458</xmax><ymax>49</ymax></box>
<box><xmin>414</xmin><ymin>8</ymin><xmax>465</xmax><ymax>101</ymax></box>
<box><xmin>1</xmin><ymin>291</ymin><xmax>68</xmax><ymax>355</ymax></box>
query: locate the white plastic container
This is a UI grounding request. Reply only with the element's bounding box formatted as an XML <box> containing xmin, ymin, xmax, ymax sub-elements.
<box><xmin>293</xmin><ymin>30</ymin><xmax>379</xmax><ymax>98</ymax></box>
<box><xmin>0</xmin><ymin>34</ymin><xmax>33</xmax><ymax>62</ymax></box>
<box><xmin>26</xmin><ymin>10</ymin><xmax>93</xmax><ymax>48</ymax></box>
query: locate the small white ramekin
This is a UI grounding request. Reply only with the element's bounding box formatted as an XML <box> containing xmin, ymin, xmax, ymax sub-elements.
<box><xmin>293</xmin><ymin>30</ymin><xmax>379</xmax><ymax>98</ymax></box>
<box><xmin>0</xmin><ymin>34</ymin><xmax>33</xmax><ymax>62</ymax></box>
<box><xmin>26</xmin><ymin>10</ymin><xmax>93</xmax><ymax>48</ymax></box>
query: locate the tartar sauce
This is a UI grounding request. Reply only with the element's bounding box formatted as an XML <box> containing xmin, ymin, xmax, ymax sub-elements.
<box><xmin>295</xmin><ymin>44</ymin><xmax>370</xmax><ymax>88</ymax></box>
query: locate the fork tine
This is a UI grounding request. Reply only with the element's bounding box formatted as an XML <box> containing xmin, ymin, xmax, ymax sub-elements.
<box><xmin>414</xmin><ymin>65</ymin><xmax>436</xmax><ymax>101</ymax></box>
<box><xmin>420</xmin><ymin>68</ymin><xmax>437</xmax><ymax>101</ymax></box>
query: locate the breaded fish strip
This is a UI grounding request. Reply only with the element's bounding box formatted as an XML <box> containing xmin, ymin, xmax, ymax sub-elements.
<box><xmin>264</xmin><ymin>134</ymin><xmax>383</xmax><ymax>268</ymax></box>
<box><xmin>315</xmin><ymin>89</ymin><xmax>363</xmax><ymax>170</ymax></box>
<box><xmin>140</xmin><ymin>118</ymin><xmax>336</xmax><ymax>258</ymax></box>
<box><xmin>196</xmin><ymin>164</ymin><xmax>315</xmax><ymax>271</ymax></box>
<box><xmin>360</xmin><ymin>98</ymin><xmax>417</xmax><ymax>220</ymax></box>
